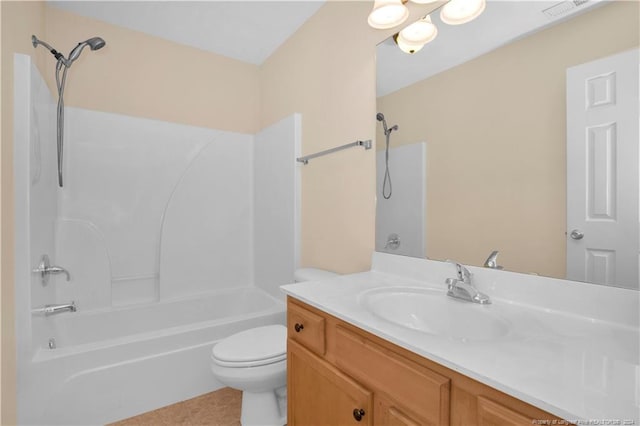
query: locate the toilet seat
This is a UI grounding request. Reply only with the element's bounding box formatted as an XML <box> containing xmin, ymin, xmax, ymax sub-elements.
<box><xmin>212</xmin><ymin>325</ymin><xmax>287</xmax><ymax>368</ymax></box>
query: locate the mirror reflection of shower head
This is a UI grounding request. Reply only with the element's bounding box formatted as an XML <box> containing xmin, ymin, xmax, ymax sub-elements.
<box><xmin>376</xmin><ymin>112</ymin><xmax>398</xmax><ymax>136</ymax></box>
<box><xmin>377</xmin><ymin>112</ymin><xmax>397</xmax><ymax>199</ymax></box>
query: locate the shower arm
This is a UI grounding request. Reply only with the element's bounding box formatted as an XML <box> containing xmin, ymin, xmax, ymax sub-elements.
<box><xmin>31</xmin><ymin>35</ymin><xmax>65</xmax><ymax>62</ymax></box>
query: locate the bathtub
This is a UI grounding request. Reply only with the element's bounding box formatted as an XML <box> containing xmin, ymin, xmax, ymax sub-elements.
<box><xmin>21</xmin><ymin>287</ymin><xmax>285</xmax><ymax>425</ymax></box>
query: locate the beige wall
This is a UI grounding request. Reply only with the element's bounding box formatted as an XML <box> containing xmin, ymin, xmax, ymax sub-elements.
<box><xmin>1</xmin><ymin>2</ymin><xmax>47</xmax><ymax>423</ymax></box>
<box><xmin>44</xmin><ymin>6</ymin><xmax>260</xmax><ymax>134</ymax></box>
<box><xmin>377</xmin><ymin>1</ymin><xmax>640</xmax><ymax>278</ymax></box>
<box><xmin>260</xmin><ymin>1</ymin><xmax>377</xmax><ymax>274</ymax></box>
<box><xmin>260</xmin><ymin>1</ymin><xmax>444</xmax><ymax>274</ymax></box>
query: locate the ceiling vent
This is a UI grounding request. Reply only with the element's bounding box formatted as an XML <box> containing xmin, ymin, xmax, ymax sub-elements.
<box><xmin>542</xmin><ymin>0</ymin><xmax>589</xmax><ymax>19</ymax></box>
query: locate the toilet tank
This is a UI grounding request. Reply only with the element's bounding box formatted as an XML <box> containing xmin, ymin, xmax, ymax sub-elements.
<box><xmin>294</xmin><ymin>268</ymin><xmax>339</xmax><ymax>283</ymax></box>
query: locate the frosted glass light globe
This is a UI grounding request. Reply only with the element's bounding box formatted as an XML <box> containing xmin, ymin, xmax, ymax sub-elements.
<box><xmin>395</xmin><ymin>34</ymin><xmax>425</xmax><ymax>54</ymax></box>
<box><xmin>399</xmin><ymin>15</ymin><xmax>438</xmax><ymax>45</ymax></box>
<box><xmin>368</xmin><ymin>0</ymin><xmax>410</xmax><ymax>29</ymax></box>
<box><xmin>440</xmin><ymin>0</ymin><xmax>486</xmax><ymax>25</ymax></box>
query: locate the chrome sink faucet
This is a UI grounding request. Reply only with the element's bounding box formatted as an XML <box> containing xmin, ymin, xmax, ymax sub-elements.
<box><xmin>445</xmin><ymin>261</ymin><xmax>491</xmax><ymax>304</ymax></box>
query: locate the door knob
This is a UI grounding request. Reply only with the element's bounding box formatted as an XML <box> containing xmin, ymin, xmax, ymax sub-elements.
<box><xmin>570</xmin><ymin>229</ymin><xmax>584</xmax><ymax>240</ymax></box>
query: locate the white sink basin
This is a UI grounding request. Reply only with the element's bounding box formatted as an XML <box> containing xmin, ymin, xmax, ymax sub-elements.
<box><xmin>359</xmin><ymin>287</ymin><xmax>511</xmax><ymax>341</ymax></box>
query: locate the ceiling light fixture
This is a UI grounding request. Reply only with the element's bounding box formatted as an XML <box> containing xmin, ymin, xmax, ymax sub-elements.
<box><xmin>392</xmin><ymin>14</ymin><xmax>437</xmax><ymax>55</ymax></box>
<box><xmin>367</xmin><ymin>0</ymin><xmax>410</xmax><ymax>30</ymax></box>
<box><xmin>393</xmin><ymin>33</ymin><xmax>425</xmax><ymax>54</ymax></box>
<box><xmin>398</xmin><ymin>15</ymin><xmax>438</xmax><ymax>45</ymax></box>
<box><xmin>440</xmin><ymin>0</ymin><xmax>486</xmax><ymax>25</ymax></box>
<box><xmin>368</xmin><ymin>0</ymin><xmax>485</xmax><ymax>54</ymax></box>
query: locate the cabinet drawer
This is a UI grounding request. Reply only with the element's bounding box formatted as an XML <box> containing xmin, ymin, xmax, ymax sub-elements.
<box><xmin>335</xmin><ymin>325</ymin><xmax>450</xmax><ymax>426</ymax></box>
<box><xmin>288</xmin><ymin>301</ymin><xmax>326</xmax><ymax>356</ymax></box>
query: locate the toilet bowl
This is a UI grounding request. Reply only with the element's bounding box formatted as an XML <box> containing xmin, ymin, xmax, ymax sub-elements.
<box><xmin>210</xmin><ymin>268</ymin><xmax>338</xmax><ymax>426</ymax></box>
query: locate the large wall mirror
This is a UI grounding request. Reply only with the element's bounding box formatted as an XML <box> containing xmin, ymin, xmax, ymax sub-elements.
<box><xmin>375</xmin><ymin>0</ymin><xmax>639</xmax><ymax>290</ymax></box>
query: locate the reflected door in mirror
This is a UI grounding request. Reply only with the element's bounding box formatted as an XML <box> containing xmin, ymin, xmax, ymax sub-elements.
<box><xmin>566</xmin><ymin>49</ymin><xmax>639</xmax><ymax>290</ymax></box>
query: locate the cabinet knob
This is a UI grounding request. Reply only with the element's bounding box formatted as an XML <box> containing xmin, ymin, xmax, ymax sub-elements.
<box><xmin>353</xmin><ymin>408</ymin><xmax>365</xmax><ymax>422</ymax></box>
<box><xmin>294</xmin><ymin>323</ymin><xmax>304</xmax><ymax>332</ymax></box>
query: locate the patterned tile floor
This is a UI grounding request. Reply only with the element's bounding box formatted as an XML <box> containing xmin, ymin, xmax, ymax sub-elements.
<box><xmin>109</xmin><ymin>388</ymin><xmax>241</xmax><ymax>426</ymax></box>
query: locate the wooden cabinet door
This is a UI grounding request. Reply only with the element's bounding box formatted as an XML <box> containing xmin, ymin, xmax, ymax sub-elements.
<box><xmin>288</xmin><ymin>339</ymin><xmax>373</xmax><ymax>426</ymax></box>
<box><xmin>476</xmin><ymin>397</ymin><xmax>534</xmax><ymax>426</ymax></box>
<box><xmin>335</xmin><ymin>326</ymin><xmax>450</xmax><ymax>426</ymax></box>
<box><xmin>374</xmin><ymin>395</ymin><xmax>423</xmax><ymax>426</ymax></box>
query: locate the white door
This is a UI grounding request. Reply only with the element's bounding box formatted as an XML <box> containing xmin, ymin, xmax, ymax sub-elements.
<box><xmin>566</xmin><ymin>49</ymin><xmax>639</xmax><ymax>289</ymax></box>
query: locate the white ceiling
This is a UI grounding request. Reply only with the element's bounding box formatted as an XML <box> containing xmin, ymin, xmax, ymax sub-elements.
<box><xmin>49</xmin><ymin>0</ymin><xmax>606</xmax><ymax>89</ymax></box>
<box><xmin>49</xmin><ymin>1</ymin><xmax>325</xmax><ymax>65</ymax></box>
<box><xmin>377</xmin><ymin>0</ymin><xmax>605</xmax><ymax>96</ymax></box>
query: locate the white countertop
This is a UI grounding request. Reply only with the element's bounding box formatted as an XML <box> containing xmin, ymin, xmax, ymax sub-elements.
<box><xmin>281</xmin><ymin>253</ymin><xmax>640</xmax><ymax>423</ymax></box>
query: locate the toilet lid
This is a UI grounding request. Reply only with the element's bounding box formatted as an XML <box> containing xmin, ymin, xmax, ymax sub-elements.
<box><xmin>212</xmin><ymin>325</ymin><xmax>287</xmax><ymax>368</ymax></box>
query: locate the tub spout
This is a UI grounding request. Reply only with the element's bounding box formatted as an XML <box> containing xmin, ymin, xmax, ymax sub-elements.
<box><xmin>33</xmin><ymin>301</ymin><xmax>77</xmax><ymax>316</ymax></box>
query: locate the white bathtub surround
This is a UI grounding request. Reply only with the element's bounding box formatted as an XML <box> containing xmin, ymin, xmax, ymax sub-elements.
<box><xmin>13</xmin><ymin>54</ymin><xmax>58</xmax><ymax>380</ymax></box>
<box><xmin>159</xmin><ymin>132</ymin><xmax>254</xmax><ymax>300</ymax></box>
<box><xmin>253</xmin><ymin>114</ymin><xmax>302</xmax><ymax>301</ymax></box>
<box><xmin>281</xmin><ymin>252</ymin><xmax>640</xmax><ymax>422</ymax></box>
<box><xmin>61</xmin><ymin>107</ymin><xmax>253</xmax><ymax>306</ymax></box>
<box><xmin>56</xmin><ymin>108</ymin><xmax>302</xmax><ymax>307</ymax></box>
<box><xmin>14</xmin><ymin>55</ymin><xmax>300</xmax><ymax>425</ymax></box>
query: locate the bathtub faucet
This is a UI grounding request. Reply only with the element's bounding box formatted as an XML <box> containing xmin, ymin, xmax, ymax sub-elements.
<box><xmin>33</xmin><ymin>302</ymin><xmax>77</xmax><ymax>316</ymax></box>
<box><xmin>33</xmin><ymin>254</ymin><xmax>71</xmax><ymax>286</ymax></box>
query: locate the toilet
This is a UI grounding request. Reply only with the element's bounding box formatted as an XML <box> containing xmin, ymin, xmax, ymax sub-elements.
<box><xmin>210</xmin><ymin>268</ymin><xmax>338</xmax><ymax>426</ymax></box>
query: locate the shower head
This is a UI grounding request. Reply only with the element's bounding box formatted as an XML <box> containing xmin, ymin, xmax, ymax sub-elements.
<box><xmin>32</xmin><ymin>35</ymin><xmax>106</xmax><ymax>67</ymax></box>
<box><xmin>67</xmin><ymin>37</ymin><xmax>106</xmax><ymax>66</ymax></box>
<box><xmin>88</xmin><ymin>37</ymin><xmax>106</xmax><ymax>50</ymax></box>
<box><xmin>31</xmin><ymin>34</ymin><xmax>107</xmax><ymax>188</ymax></box>
<box><xmin>376</xmin><ymin>113</ymin><xmax>385</xmax><ymax>122</ymax></box>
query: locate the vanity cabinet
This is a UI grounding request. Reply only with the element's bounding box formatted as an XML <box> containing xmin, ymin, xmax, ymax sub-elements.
<box><xmin>289</xmin><ymin>339</ymin><xmax>373</xmax><ymax>425</ymax></box>
<box><xmin>287</xmin><ymin>298</ymin><xmax>564</xmax><ymax>426</ymax></box>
